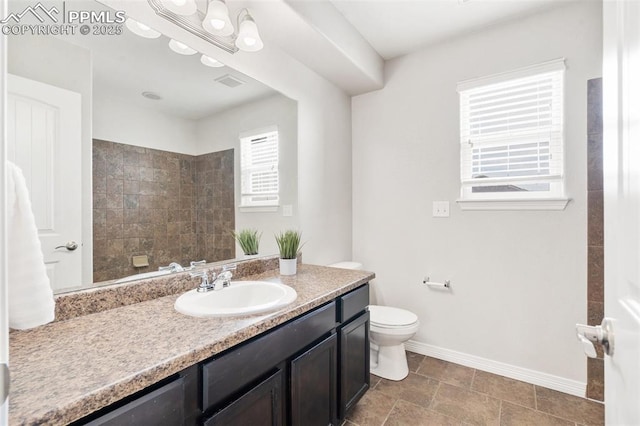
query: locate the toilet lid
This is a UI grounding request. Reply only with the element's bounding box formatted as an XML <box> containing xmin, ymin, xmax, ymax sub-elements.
<box><xmin>369</xmin><ymin>305</ymin><xmax>418</xmax><ymax>328</ymax></box>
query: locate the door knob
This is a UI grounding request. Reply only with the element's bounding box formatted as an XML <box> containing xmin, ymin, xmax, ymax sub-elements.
<box><xmin>576</xmin><ymin>318</ymin><xmax>614</xmax><ymax>358</ymax></box>
<box><xmin>55</xmin><ymin>241</ymin><xmax>78</xmax><ymax>251</ymax></box>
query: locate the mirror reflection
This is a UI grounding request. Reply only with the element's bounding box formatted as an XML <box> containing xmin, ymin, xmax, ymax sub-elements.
<box><xmin>6</xmin><ymin>0</ymin><xmax>298</xmax><ymax>293</ymax></box>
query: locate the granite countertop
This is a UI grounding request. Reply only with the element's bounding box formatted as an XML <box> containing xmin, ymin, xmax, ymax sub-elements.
<box><xmin>9</xmin><ymin>264</ymin><xmax>374</xmax><ymax>426</ymax></box>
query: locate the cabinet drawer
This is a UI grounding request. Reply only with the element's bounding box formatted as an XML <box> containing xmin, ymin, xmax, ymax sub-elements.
<box><xmin>84</xmin><ymin>378</ymin><xmax>185</xmax><ymax>426</ymax></box>
<box><xmin>202</xmin><ymin>301</ymin><xmax>337</xmax><ymax>410</ymax></box>
<box><xmin>338</xmin><ymin>284</ymin><xmax>369</xmax><ymax>323</ymax></box>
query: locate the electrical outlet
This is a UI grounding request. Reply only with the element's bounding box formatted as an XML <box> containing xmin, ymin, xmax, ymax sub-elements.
<box><xmin>282</xmin><ymin>205</ymin><xmax>293</xmax><ymax>217</ymax></box>
<box><xmin>432</xmin><ymin>201</ymin><xmax>450</xmax><ymax>218</ymax></box>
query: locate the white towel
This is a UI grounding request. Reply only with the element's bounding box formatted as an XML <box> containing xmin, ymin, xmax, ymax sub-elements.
<box><xmin>6</xmin><ymin>161</ymin><xmax>55</xmax><ymax>329</ymax></box>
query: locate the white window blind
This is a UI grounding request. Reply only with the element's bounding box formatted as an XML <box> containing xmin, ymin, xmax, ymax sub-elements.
<box><xmin>458</xmin><ymin>59</ymin><xmax>565</xmax><ymax>200</ymax></box>
<box><xmin>240</xmin><ymin>127</ymin><xmax>279</xmax><ymax>207</ymax></box>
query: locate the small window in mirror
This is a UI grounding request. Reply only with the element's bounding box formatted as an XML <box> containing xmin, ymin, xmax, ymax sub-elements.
<box><xmin>240</xmin><ymin>126</ymin><xmax>279</xmax><ymax>207</ymax></box>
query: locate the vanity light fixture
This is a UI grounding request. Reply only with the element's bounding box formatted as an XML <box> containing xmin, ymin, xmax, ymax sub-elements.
<box><xmin>159</xmin><ymin>0</ymin><xmax>197</xmax><ymax>16</ymax></box>
<box><xmin>146</xmin><ymin>0</ymin><xmax>264</xmax><ymax>54</ymax></box>
<box><xmin>202</xmin><ymin>1</ymin><xmax>263</xmax><ymax>52</ymax></box>
<box><xmin>235</xmin><ymin>10</ymin><xmax>263</xmax><ymax>52</ymax></box>
<box><xmin>203</xmin><ymin>0</ymin><xmax>234</xmax><ymax>36</ymax></box>
<box><xmin>169</xmin><ymin>39</ymin><xmax>197</xmax><ymax>55</ymax></box>
<box><xmin>201</xmin><ymin>55</ymin><xmax>225</xmax><ymax>68</ymax></box>
<box><xmin>125</xmin><ymin>18</ymin><xmax>161</xmax><ymax>39</ymax></box>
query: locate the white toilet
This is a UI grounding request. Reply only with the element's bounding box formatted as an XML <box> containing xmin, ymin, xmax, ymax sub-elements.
<box><xmin>329</xmin><ymin>262</ymin><xmax>420</xmax><ymax>381</ymax></box>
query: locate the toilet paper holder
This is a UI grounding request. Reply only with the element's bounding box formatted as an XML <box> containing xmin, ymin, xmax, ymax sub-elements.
<box><xmin>422</xmin><ymin>276</ymin><xmax>451</xmax><ymax>289</ymax></box>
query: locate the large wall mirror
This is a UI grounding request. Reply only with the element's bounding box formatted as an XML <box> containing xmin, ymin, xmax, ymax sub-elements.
<box><xmin>6</xmin><ymin>0</ymin><xmax>298</xmax><ymax>294</ymax></box>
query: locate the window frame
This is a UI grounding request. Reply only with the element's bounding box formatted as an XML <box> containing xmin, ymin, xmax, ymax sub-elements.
<box><xmin>456</xmin><ymin>59</ymin><xmax>570</xmax><ymax>211</ymax></box>
<box><xmin>239</xmin><ymin>125</ymin><xmax>280</xmax><ymax>209</ymax></box>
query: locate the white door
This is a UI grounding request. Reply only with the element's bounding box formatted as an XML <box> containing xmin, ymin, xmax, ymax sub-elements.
<box><xmin>1</xmin><ymin>1</ymin><xmax>9</xmax><ymax>422</ymax></box>
<box><xmin>7</xmin><ymin>74</ymin><xmax>82</xmax><ymax>291</ymax></box>
<box><xmin>603</xmin><ymin>1</ymin><xmax>640</xmax><ymax>424</ymax></box>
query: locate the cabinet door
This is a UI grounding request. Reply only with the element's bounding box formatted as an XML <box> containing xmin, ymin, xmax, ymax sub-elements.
<box><xmin>339</xmin><ymin>311</ymin><xmax>370</xmax><ymax>419</ymax></box>
<box><xmin>203</xmin><ymin>369</ymin><xmax>284</xmax><ymax>426</ymax></box>
<box><xmin>291</xmin><ymin>333</ymin><xmax>338</xmax><ymax>426</ymax></box>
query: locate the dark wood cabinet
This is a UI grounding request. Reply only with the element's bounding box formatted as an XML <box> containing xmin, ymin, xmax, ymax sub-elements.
<box><xmin>291</xmin><ymin>333</ymin><xmax>338</xmax><ymax>426</ymax></box>
<box><xmin>203</xmin><ymin>369</ymin><xmax>284</xmax><ymax>426</ymax></box>
<box><xmin>78</xmin><ymin>283</ymin><xmax>370</xmax><ymax>426</ymax></box>
<box><xmin>339</xmin><ymin>312</ymin><xmax>370</xmax><ymax>419</ymax></box>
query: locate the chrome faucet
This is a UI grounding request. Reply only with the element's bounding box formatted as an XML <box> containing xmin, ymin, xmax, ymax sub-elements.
<box><xmin>211</xmin><ymin>263</ymin><xmax>237</xmax><ymax>290</ymax></box>
<box><xmin>159</xmin><ymin>262</ymin><xmax>184</xmax><ymax>273</ymax></box>
<box><xmin>191</xmin><ymin>263</ymin><xmax>237</xmax><ymax>292</ymax></box>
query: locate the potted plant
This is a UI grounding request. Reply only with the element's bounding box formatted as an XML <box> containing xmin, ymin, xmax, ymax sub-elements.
<box><xmin>275</xmin><ymin>230</ymin><xmax>303</xmax><ymax>275</ymax></box>
<box><xmin>231</xmin><ymin>228</ymin><xmax>261</xmax><ymax>257</ymax></box>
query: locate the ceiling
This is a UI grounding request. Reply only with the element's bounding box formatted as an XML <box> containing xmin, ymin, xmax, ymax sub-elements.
<box><xmin>58</xmin><ymin>1</ymin><xmax>277</xmax><ymax>120</ymax></box>
<box><xmin>328</xmin><ymin>0</ymin><xmax>569</xmax><ymax>60</ymax></box>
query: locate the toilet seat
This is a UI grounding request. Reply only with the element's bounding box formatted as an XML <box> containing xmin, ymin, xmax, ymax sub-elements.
<box><xmin>369</xmin><ymin>305</ymin><xmax>418</xmax><ymax>329</ymax></box>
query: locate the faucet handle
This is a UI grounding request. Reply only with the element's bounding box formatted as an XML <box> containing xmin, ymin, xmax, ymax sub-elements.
<box><xmin>190</xmin><ymin>260</ymin><xmax>206</xmax><ymax>268</ymax></box>
<box><xmin>222</xmin><ymin>263</ymin><xmax>237</xmax><ymax>272</ymax></box>
<box><xmin>190</xmin><ymin>271</ymin><xmax>209</xmax><ymax>284</ymax></box>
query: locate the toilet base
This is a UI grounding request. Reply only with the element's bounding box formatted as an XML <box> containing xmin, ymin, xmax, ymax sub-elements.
<box><xmin>370</xmin><ymin>343</ymin><xmax>409</xmax><ymax>381</ymax></box>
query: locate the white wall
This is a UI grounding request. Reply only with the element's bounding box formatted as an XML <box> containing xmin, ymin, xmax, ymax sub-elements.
<box><xmin>7</xmin><ymin>35</ymin><xmax>93</xmax><ymax>285</ymax></box>
<box><xmin>353</xmin><ymin>1</ymin><xmax>601</xmax><ymax>391</ymax></box>
<box><xmin>196</xmin><ymin>94</ymin><xmax>298</xmax><ymax>256</ymax></box>
<box><xmin>109</xmin><ymin>0</ymin><xmax>354</xmax><ymax>266</ymax></box>
<box><xmin>93</xmin><ymin>91</ymin><xmax>199</xmax><ymax>155</ymax></box>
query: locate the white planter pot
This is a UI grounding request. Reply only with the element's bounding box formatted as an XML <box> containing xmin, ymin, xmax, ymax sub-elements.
<box><xmin>279</xmin><ymin>258</ymin><xmax>297</xmax><ymax>275</ymax></box>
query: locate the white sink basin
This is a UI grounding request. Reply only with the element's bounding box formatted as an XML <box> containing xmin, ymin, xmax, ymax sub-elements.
<box><xmin>174</xmin><ymin>281</ymin><xmax>298</xmax><ymax>318</ymax></box>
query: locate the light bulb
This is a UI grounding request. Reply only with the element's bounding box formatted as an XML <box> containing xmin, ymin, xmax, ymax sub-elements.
<box><xmin>160</xmin><ymin>0</ymin><xmax>197</xmax><ymax>15</ymax></box>
<box><xmin>203</xmin><ymin>0</ymin><xmax>234</xmax><ymax>36</ymax></box>
<box><xmin>235</xmin><ymin>13</ymin><xmax>263</xmax><ymax>52</ymax></box>
<box><xmin>125</xmin><ymin>18</ymin><xmax>161</xmax><ymax>39</ymax></box>
<box><xmin>169</xmin><ymin>39</ymin><xmax>197</xmax><ymax>55</ymax></box>
<box><xmin>201</xmin><ymin>55</ymin><xmax>225</xmax><ymax>68</ymax></box>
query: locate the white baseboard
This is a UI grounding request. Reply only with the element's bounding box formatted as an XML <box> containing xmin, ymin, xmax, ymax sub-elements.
<box><xmin>405</xmin><ymin>340</ymin><xmax>586</xmax><ymax>398</ymax></box>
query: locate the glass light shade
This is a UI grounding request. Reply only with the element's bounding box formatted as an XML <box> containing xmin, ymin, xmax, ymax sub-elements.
<box><xmin>203</xmin><ymin>0</ymin><xmax>234</xmax><ymax>36</ymax></box>
<box><xmin>235</xmin><ymin>15</ymin><xmax>263</xmax><ymax>52</ymax></box>
<box><xmin>160</xmin><ymin>0</ymin><xmax>197</xmax><ymax>15</ymax></box>
<box><xmin>200</xmin><ymin>55</ymin><xmax>225</xmax><ymax>68</ymax></box>
<box><xmin>125</xmin><ymin>18</ymin><xmax>161</xmax><ymax>39</ymax></box>
<box><xmin>169</xmin><ymin>39</ymin><xmax>197</xmax><ymax>55</ymax></box>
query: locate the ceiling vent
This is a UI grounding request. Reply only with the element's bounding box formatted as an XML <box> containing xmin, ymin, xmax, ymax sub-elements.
<box><xmin>215</xmin><ymin>74</ymin><xmax>245</xmax><ymax>88</ymax></box>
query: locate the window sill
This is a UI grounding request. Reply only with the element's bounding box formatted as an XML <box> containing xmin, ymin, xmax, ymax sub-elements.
<box><xmin>456</xmin><ymin>198</ymin><xmax>571</xmax><ymax>211</ymax></box>
<box><xmin>239</xmin><ymin>205</ymin><xmax>279</xmax><ymax>213</ymax></box>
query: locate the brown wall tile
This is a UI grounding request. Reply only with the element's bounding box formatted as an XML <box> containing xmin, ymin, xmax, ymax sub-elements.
<box><xmin>93</xmin><ymin>140</ymin><xmax>235</xmax><ymax>282</ymax></box>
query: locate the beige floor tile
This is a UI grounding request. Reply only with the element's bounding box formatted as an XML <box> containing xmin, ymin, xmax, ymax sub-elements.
<box><xmin>375</xmin><ymin>373</ymin><xmax>440</xmax><ymax>408</ymax></box>
<box><xmin>342</xmin><ymin>421</ymin><xmax>359</xmax><ymax>426</ymax></box>
<box><xmin>383</xmin><ymin>399</ymin><xmax>459</xmax><ymax>426</ymax></box>
<box><xmin>417</xmin><ymin>357</ymin><xmax>475</xmax><ymax>388</ymax></box>
<box><xmin>430</xmin><ymin>383</ymin><xmax>501</xmax><ymax>426</ymax></box>
<box><xmin>406</xmin><ymin>351</ymin><xmax>425</xmax><ymax>373</ymax></box>
<box><xmin>370</xmin><ymin>373</ymin><xmax>381</xmax><ymax>389</ymax></box>
<box><xmin>347</xmin><ymin>388</ymin><xmax>397</xmax><ymax>426</ymax></box>
<box><xmin>500</xmin><ymin>401</ymin><xmax>574</xmax><ymax>426</ymax></box>
<box><xmin>535</xmin><ymin>386</ymin><xmax>604</xmax><ymax>426</ymax></box>
<box><xmin>471</xmin><ymin>370</ymin><xmax>535</xmax><ymax>409</ymax></box>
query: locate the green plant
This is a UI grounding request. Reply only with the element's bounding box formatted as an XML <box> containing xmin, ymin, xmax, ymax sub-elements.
<box><xmin>275</xmin><ymin>230</ymin><xmax>303</xmax><ymax>259</ymax></box>
<box><xmin>231</xmin><ymin>228</ymin><xmax>261</xmax><ymax>255</ymax></box>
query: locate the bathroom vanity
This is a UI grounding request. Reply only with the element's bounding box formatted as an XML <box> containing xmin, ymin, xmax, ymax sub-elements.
<box><xmin>8</xmin><ymin>263</ymin><xmax>373</xmax><ymax>426</ymax></box>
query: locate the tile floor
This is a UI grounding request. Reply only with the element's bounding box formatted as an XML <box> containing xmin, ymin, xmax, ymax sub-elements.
<box><xmin>344</xmin><ymin>352</ymin><xmax>604</xmax><ymax>426</ymax></box>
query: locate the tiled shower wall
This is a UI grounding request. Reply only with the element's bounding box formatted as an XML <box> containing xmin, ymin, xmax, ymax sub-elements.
<box><xmin>93</xmin><ymin>139</ymin><xmax>235</xmax><ymax>282</ymax></box>
<box><xmin>586</xmin><ymin>78</ymin><xmax>604</xmax><ymax>401</ymax></box>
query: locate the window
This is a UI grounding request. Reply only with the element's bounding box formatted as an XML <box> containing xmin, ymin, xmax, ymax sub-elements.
<box><xmin>240</xmin><ymin>126</ymin><xmax>279</xmax><ymax>207</ymax></box>
<box><xmin>457</xmin><ymin>59</ymin><xmax>569</xmax><ymax>210</ymax></box>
